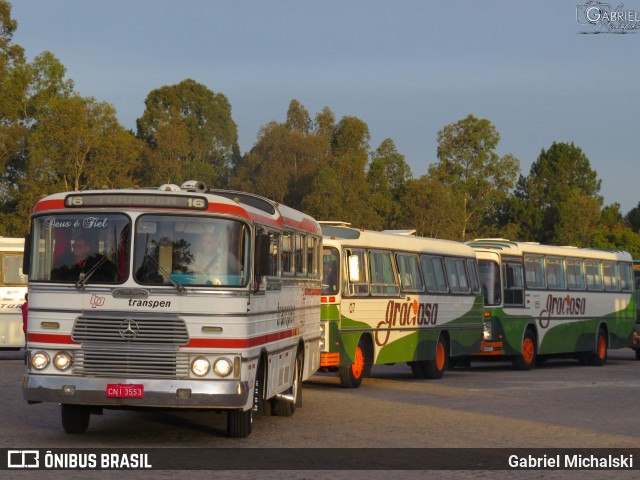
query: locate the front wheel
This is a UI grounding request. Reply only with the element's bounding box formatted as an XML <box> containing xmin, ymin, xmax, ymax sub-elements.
<box><xmin>512</xmin><ymin>330</ymin><xmax>536</xmax><ymax>370</ymax></box>
<box><xmin>227</xmin><ymin>409</ymin><xmax>252</xmax><ymax>438</ymax></box>
<box><xmin>635</xmin><ymin>349</ymin><xmax>640</xmax><ymax>361</ymax></box>
<box><xmin>61</xmin><ymin>404</ymin><xmax>91</xmax><ymax>434</ymax></box>
<box><xmin>338</xmin><ymin>340</ymin><xmax>366</xmax><ymax>388</ymax></box>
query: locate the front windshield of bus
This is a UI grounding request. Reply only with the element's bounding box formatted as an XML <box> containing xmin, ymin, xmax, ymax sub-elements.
<box><xmin>478</xmin><ymin>260</ymin><xmax>501</xmax><ymax>306</ymax></box>
<box><xmin>322</xmin><ymin>247</ymin><xmax>340</xmax><ymax>295</ymax></box>
<box><xmin>30</xmin><ymin>214</ymin><xmax>130</xmax><ymax>284</ymax></box>
<box><xmin>1</xmin><ymin>254</ymin><xmax>27</xmax><ymax>285</ymax></box>
<box><xmin>133</xmin><ymin>215</ymin><xmax>249</xmax><ymax>288</ymax></box>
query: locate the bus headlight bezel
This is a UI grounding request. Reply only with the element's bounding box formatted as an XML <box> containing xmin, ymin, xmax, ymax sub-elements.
<box><xmin>31</xmin><ymin>351</ymin><xmax>50</xmax><ymax>370</ymax></box>
<box><xmin>53</xmin><ymin>351</ymin><xmax>73</xmax><ymax>371</ymax></box>
<box><xmin>213</xmin><ymin>357</ymin><xmax>233</xmax><ymax>377</ymax></box>
<box><xmin>191</xmin><ymin>357</ymin><xmax>211</xmax><ymax>377</ymax></box>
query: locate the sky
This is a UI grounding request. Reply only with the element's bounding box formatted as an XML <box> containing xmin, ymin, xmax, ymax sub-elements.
<box><xmin>9</xmin><ymin>0</ymin><xmax>640</xmax><ymax>214</ymax></box>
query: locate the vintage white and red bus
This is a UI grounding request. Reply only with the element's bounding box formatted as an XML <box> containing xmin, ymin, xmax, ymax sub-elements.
<box><xmin>0</xmin><ymin>237</ymin><xmax>28</xmax><ymax>349</ymax></box>
<box><xmin>22</xmin><ymin>181</ymin><xmax>322</xmax><ymax>437</ymax></box>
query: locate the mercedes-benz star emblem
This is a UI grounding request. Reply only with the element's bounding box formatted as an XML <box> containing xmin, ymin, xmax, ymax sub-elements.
<box><xmin>118</xmin><ymin>319</ymin><xmax>140</xmax><ymax>340</ymax></box>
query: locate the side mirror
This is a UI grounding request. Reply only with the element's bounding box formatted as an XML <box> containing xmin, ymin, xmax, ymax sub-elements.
<box><xmin>254</xmin><ymin>233</ymin><xmax>271</xmax><ymax>277</ymax></box>
<box><xmin>22</xmin><ymin>234</ymin><xmax>31</xmax><ymax>276</ymax></box>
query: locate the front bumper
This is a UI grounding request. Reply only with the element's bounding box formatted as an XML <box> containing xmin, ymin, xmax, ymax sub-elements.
<box><xmin>23</xmin><ymin>374</ymin><xmax>250</xmax><ymax>409</ymax></box>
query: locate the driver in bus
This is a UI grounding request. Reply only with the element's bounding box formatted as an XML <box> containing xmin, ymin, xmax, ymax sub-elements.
<box><xmin>190</xmin><ymin>230</ymin><xmax>240</xmax><ymax>276</ymax></box>
<box><xmin>51</xmin><ymin>235</ymin><xmax>117</xmax><ymax>282</ymax></box>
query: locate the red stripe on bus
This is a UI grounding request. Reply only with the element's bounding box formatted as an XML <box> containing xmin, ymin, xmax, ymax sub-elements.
<box><xmin>33</xmin><ymin>199</ymin><xmax>66</xmax><ymax>212</ymax></box>
<box><xmin>28</xmin><ymin>333</ymin><xmax>79</xmax><ymax>345</ymax></box>
<box><xmin>185</xmin><ymin>328</ymin><xmax>301</xmax><ymax>349</ymax></box>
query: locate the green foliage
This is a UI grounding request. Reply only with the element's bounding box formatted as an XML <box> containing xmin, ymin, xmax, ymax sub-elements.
<box><xmin>512</xmin><ymin>142</ymin><xmax>603</xmax><ymax>244</ymax></box>
<box><xmin>429</xmin><ymin>114</ymin><xmax>519</xmax><ymax>239</ymax></box>
<box><xmin>591</xmin><ymin>225</ymin><xmax>640</xmax><ymax>259</ymax></box>
<box><xmin>136</xmin><ymin>78</ymin><xmax>239</xmax><ymax>188</ymax></box>
<box><xmin>398</xmin><ymin>176</ymin><xmax>465</xmax><ymax>240</ymax></box>
<box><xmin>626</xmin><ymin>201</ymin><xmax>640</xmax><ymax>232</ymax></box>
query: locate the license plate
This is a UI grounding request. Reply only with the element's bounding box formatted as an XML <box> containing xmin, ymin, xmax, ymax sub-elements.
<box><xmin>106</xmin><ymin>384</ymin><xmax>144</xmax><ymax>398</ymax></box>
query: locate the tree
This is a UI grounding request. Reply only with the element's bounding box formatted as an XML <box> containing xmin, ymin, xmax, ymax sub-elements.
<box><xmin>398</xmin><ymin>176</ymin><xmax>465</xmax><ymax>239</ymax></box>
<box><xmin>626</xmin><ymin>201</ymin><xmax>640</xmax><ymax>233</ymax></box>
<box><xmin>591</xmin><ymin>225</ymin><xmax>640</xmax><ymax>259</ymax></box>
<box><xmin>429</xmin><ymin>114</ymin><xmax>519</xmax><ymax>239</ymax></box>
<box><xmin>285</xmin><ymin>99</ymin><xmax>311</xmax><ymax>134</ymax></box>
<box><xmin>136</xmin><ymin>79</ymin><xmax>239</xmax><ymax>188</ymax></box>
<box><xmin>514</xmin><ymin>142</ymin><xmax>602</xmax><ymax>244</ymax></box>
<box><xmin>367</xmin><ymin>138</ymin><xmax>412</xmax><ymax>229</ymax></box>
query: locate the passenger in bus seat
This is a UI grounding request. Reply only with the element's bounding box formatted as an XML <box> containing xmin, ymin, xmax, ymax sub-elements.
<box><xmin>51</xmin><ymin>235</ymin><xmax>117</xmax><ymax>282</ymax></box>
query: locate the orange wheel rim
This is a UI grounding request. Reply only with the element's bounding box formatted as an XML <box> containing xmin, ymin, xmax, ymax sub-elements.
<box><xmin>522</xmin><ymin>337</ymin><xmax>535</xmax><ymax>364</ymax></box>
<box><xmin>351</xmin><ymin>346</ymin><xmax>364</xmax><ymax>379</ymax></box>
<box><xmin>597</xmin><ymin>335</ymin><xmax>606</xmax><ymax>359</ymax></box>
<box><xmin>435</xmin><ymin>341</ymin><xmax>445</xmax><ymax>370</ymax></box>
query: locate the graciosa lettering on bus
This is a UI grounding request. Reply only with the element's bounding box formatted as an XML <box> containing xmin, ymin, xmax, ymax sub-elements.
<box><xmin>469</xmin><ymin>239</ymin><xmax>637</xmax><ymax>370</ymax></box>
<box><xmin>319</xmin><ymin>223</ymin><xmax>484</xmax><ymax>388</ymax></box>
<box><xmin>22</xmin><ymin>181</ymin><xmax>323</xmax><ymax>438</ymax></box>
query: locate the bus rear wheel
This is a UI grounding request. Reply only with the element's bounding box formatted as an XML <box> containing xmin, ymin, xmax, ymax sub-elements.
<box><xmin>587</xmin><ymin>328</ymin><xmax>608</xmax><ymax>366</ymax></box>
<box><xmin>512</xmin><ymin>330</ymin><xmax>536</xmax><ymax>370</ymax></box>
<box><xmin>339</xmin><ymin>340</ymin><xmax>366</xmax><ymax>388</ymax></box>
<box><xmin>61</xmin><ymin>404</ymin><xmax>91</xmax><ymax>434</ymax></box>
<box><xmin>272</xmin><ymin>350</ymin><xmax>302</xmax><ymax>416</ymax></box>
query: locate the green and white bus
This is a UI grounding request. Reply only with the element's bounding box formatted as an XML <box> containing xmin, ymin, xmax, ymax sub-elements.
<box><xmin>320</xmin><ymin>223</ymin><xmax>484</xmax><ymax>388</ymax></box>
<box><xmin>468</xmin><ymin>239</ymin><xmax>636</xmax><ymax>369</ymax></box>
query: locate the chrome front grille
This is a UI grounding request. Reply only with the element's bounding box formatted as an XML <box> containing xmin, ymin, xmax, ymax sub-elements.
<box><xmin>71</xmin><ymin>313</ymin><xmax>191</xmax><ymax>379</ymax></box>
<box><xmin>72</xmin><ymin>314</ymin><xmax>189</xmax><ymax>345</ymax></box>
<box><xmin>73</xmin><ymin>344</ymin><xmax>190</xmax><ymax>378</ymax></box>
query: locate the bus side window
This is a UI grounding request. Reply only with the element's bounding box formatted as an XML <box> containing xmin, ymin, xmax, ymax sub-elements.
<box><xmin>369</xmin><ymin>250</ymin><xmax>398</xmax><ymax>296</ymax></box>
<box><xmin>346</xmin><ymin>249</ymin><xmax>368</xmax><ymax>296</ymax></box>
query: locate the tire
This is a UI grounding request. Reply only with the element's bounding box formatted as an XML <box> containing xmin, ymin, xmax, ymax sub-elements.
<box><xmin>253</xmin><ymin>360</ymin><xmax>271</xmax><ymax>418</ymax></box>
<box><xmin>61</xmin><ymin>404</ymin><xmax>91</xmax><ymax>434</ymax></box>
<box><xmin>512</xmin><ymin>330</ymin><xmax>536</xmax><ymax>370</ymax></box>
<box><xmin>635</xmin><ymin>349</ymin><xmax>640</xmax><ymax>361</ymax></box>
<box><xmin>424</xmin><ymin>335</ymin><xmax>448</xmax><ymax>380</ymax></box>
<box><xmin>272</xmin><ymin>350</ymin><xmax>302</xmax><ymax>417</ymax></box>
<box><xmin>227</xmin><ymin>409</ymin><xmax>252</xmax><ymax>438</ymax></box>
<box><xmin>409</xmin><ymin>361</ymin><xmax>426</xmax><ymax>379</ymax></box>
<box><xmin>587</xmin><ymin>328</ymin><xmax>607</xmax><ymax>366</ymax></box>
<box><xmin>338</xmin><ymin>339</ymin><xmax>366</xmax><ymax>388</ymax></box>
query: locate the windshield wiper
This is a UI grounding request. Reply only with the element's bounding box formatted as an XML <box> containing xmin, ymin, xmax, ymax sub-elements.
<box><xmin>143</xmin><ymin>253</ymin><xmax>186</xmax><ymax>293</ymax></box>
<box><xmin>75</xmin><ymin>256</ymin><xmax>108</xmax><ymax>289</ymax></box>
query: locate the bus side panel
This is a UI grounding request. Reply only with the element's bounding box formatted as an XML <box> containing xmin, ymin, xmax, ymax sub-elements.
<box><xmin>496</xmin><ymin>310</ymin><xmax>533</xmax><ymax>356</ymax></box>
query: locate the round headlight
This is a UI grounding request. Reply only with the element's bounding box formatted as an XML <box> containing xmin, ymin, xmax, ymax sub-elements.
<box><xmin>213</xmin><ymin>358</ymin><xmax>233</xmax><ymax>377</ymax></box>
<box><xmin>191</xmin><ymin>357</ymin><xmax>211</xmax><ymax>377</ymax></box>
<box><xmin>32</xmin><ymin>352</ymin><xmax>50</xmax><ymax>370</ymax></box>
<box><xmin>53</xmin><ymin>352</ymin><xmax>73</xmax><ymax>371</ymax></box>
